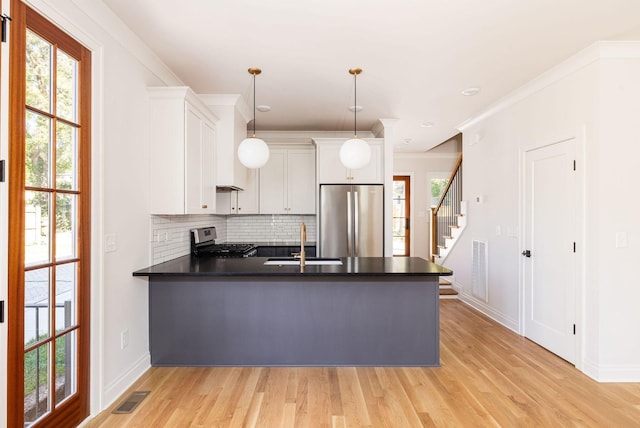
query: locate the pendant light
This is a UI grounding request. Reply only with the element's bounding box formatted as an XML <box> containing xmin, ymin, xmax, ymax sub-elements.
<box><xmin>339</xmin><ymin>68</ymin><xmax>371</xmax><ymax>170</ymax></box>
<box><xmin>238</xmin><ymin>67</ymin><xmax>270</xmax><ymax>169</ymax></box>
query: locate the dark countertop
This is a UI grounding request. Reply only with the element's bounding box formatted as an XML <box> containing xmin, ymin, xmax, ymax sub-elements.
<box><xmin>132</xmin><ymin>255</ymin><xmax>452</xmax><ymax>278</ymax></box>
<box><xmin>225</xmin><ymin>241</ymin><xmax>316</xmax><ymax>247</ymax></box>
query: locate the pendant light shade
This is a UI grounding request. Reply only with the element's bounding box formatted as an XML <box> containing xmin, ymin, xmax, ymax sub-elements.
<box><xmin>340</xmin><ymin>137</ymin><xmax>371</xmax><ymax>169</ymax></box>
<box><xmin>340</xmin><ymin>68</ymin><xmax>370</xmax><ymax>170</ymax></box>
<box><xmin>238</xmin><ymin>67</ymin><xmax>270</xmax><ymax>169</ymax></box>
<box><xmin>238</xmin><ymin>136</ymin><xmax>269</xmax><ymax>169</ymax></box>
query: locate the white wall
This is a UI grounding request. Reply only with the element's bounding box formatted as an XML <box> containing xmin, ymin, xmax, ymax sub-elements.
<box><xmin>393</xmin><ymin>150</ymin><xmax>459</xmax><ymax>260</ymax></box>
<box><xmin>592</xmin><ymin>53</ymin><xmax>640</xmax><ymax>379</ymax></box>
<box><xmin>3</xmin><ymin>0</ymin><xmax>187</xmax><ymax>420</ymax></box>
<box><xmin>450</xmin><ymin>42</ymin><xmax>640</xmax><ymax>381</ymax></box>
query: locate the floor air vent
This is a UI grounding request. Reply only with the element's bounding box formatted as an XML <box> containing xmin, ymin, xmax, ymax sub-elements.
<box><xmin>112</xmin><ymin>391</ymin><xmax>150</xmax><ymax>414</ymax></box>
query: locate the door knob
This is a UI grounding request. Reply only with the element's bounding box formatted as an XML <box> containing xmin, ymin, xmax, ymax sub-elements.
<box><xmin>522</xmin><ymin>250</ymin><xmax>531</xmax><ymax>257</ymax></box>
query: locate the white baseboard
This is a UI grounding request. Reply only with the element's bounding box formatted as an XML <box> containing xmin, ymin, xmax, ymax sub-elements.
<box><xmin>457</xmin><ymin>290</ymin><xmax>519</xmax><ymax>333</ymax></box>
<box><xmin>582</xmin><ymin>359</ymin><xmax>640</xmax><ymax>382</ymax></box>
<box><xmin>100</xmin><ymin>352</ymin><xmax>151</xmax><ymax>414</ymax></box>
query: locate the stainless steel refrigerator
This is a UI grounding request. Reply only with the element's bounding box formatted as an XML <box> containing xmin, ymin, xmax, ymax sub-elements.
<box><xmin>319</xmin><ymin>184</ymin><xmax>384</xmax><ymax>257</ymax></box>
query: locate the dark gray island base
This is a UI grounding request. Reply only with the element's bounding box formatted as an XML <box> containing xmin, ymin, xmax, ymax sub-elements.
<box><xmin>133</xmin><ymin>256</ymin><xmax>452</xmax><ymax>367</ymax></box>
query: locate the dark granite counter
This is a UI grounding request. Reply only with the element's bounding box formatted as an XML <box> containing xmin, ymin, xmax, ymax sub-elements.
<box><xmin>132</xmin><ymin>255</ymin><xmax>452</xmax><ymax>278</ymax></box>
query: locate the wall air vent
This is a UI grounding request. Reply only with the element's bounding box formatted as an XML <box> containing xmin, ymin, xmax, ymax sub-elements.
<box><xmin>472</xmin><ymin>240</ymin><xmax>488</xmax><ymax>302</ymax></box>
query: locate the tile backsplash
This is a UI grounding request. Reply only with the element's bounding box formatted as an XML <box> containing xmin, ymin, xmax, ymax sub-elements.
<box><xmin>150</xmin><ymin>215</ymin><xmax>227</xmax><ymax>264</ymax></box>
<box><xmin>227</xmin><ymin>215</ymin><xmax>316</xmax><ymax>243</ymax></box>
<box><xmin>149</xmin><ymin>214</ymin><xmax>316</xmax><ymax>265</ymax></box>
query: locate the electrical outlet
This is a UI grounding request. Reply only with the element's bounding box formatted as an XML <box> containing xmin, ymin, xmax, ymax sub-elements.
<box><xmin>121</xmin><ymin>329</ymin><xmax>129</xmax><ymax>349</ymax></box>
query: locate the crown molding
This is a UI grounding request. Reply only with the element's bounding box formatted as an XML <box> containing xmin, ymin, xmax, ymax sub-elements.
<box><xmin>198</xmin><ymin>94</ymin><xmax>251</xmax><ymax>123</ymax></box>
<box><xmin>68</xmin><ymin>0</ymin><xmax>183</xmax><ymax>86</ymax></box>
<box><xmin>458</xmin><ymin>41</ymin><xmax>640</xmax><ymax>131</ymax></box>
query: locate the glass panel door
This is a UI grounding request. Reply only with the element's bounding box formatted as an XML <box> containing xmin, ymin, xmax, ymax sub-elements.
<box><xmin>9</xmin><ymin>2</ymin><xmax>91</xmax><ymax>425</ymax></box>
<box><xmin>392</xmin><ymin>176</ymin><xmax>410</xmax><ymax>256</ymax></box>
<box><xmin>23</xmin><ymin>27</ymin><xmax>81</xmax><ymax>425</ymax></box>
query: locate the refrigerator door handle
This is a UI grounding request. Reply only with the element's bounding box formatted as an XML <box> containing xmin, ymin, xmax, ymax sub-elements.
<box><xmin>347</xmin><ymin>191</ymin><xmax>353</xmax><ymax>255</ymax></box>
<box><xmin>354</xmin><ymin>191</ymin><xmax>359</xmax><ymax>256</ymax></box>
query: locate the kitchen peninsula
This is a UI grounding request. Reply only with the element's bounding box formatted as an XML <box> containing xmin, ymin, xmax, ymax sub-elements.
<box><xmin>133</xmin><ymin>256</ymin><xmax>452</xmax><ymax>367</ymax></box>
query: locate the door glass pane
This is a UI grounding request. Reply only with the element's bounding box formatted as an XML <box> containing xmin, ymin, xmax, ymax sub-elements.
<box><xmin>393</xmin><ymin>180</ymin><xmax>405</xmax><ymax>198</ymax></box>
<box><xmin>392</xmin><ymin>199</ymin><xmax>405</xmax><ymax>217</ymax></box>
<box><xmin>55</xmin><ymin>263</ymin><xmax>77</xmax><ymax>328</ymax></box>
<box><xmin>392</xmin><ymin>218</ymin><xmax>405</xmax><ymax>236</ymax></box>
<box><xmin>55</xmin><ymin>194</ymin><xmax>76</xmax><ymax>260</ymax></box>
<box><xmin>26</xmin><ymin>30</ymin><xmax>52</xmax><ymax>113</ymax></box>
<box><xmin>56</xmin><ymin>123</ymin><xmax>77</xmax><ymax>190</ymax></box>
<box><xmin>25</xmin><ymin>191</ymin><xmax>51</xmax><ymax>266</ymax></box>
<box><xmin>55</xmin><ymin>331</ymin><xmax>77</xmax><ymax>405</ymax></box>
<box><xmin>25</xmin><ymin>267</ymin><xmax>51</xmax><ymax>345</ymax></box>
<box><xmin>393</xmin><ymin>237</ymin><xmax>405</xmax><ymax>255</ymax></box>
<box><xmin>25</xmin><ymin>110</ymin><xmax>51</xmax><ymax>188</ymax></box>
<box><xmin>24</xmin><ymin>343</ymin><xmax>51</xmax><ymax>425</ymax></box>
<box><xmin>56</xmin><ymin>50</ymin><xmax>78</xmax><ymax>122</ymax></box>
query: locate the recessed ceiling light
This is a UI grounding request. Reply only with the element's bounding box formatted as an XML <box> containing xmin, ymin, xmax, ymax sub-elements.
<box><xmin>461</xmin><ymin>87</ymin><xmax>480</xmax><ymax>96</ymax></box>
<box><xmin>420</xmin><ymin>122</ymin><xmax>435</xmax><ymax>128</ymax></box>
<box><xmin>256</xmin><ymin>105</ymin><xmax>271</xmax><ymax>112</ymax></box>
<box><xmin>348</xmin><ymin>105</ymin><xmax>363</xmax><ymax>112</ymax></box>
<box><xmin>403</xmin><ymin>138</ymin><xmax>412</xmax><ymax>145</ymax></box>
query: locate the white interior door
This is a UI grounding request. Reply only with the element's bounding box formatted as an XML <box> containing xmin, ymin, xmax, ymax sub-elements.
<box><xmin>523</xmin><ymin>138</ymin><xmax>576</xmax><ymax>363</ymax></box>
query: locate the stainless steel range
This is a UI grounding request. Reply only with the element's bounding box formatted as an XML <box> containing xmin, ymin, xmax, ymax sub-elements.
<box><xmin>191</xmin><ymin>227</ymin><xmax>257</xmax><ymax>258</ymax></box>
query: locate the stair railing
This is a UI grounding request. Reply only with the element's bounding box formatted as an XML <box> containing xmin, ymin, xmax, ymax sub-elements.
<box><xmin>431</xmin><ymin>154</ymin><xmax>463</xmax><ymax>261</ymax></box>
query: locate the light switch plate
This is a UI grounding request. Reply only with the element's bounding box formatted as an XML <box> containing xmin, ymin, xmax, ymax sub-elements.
<box><xmin>105</xmin><ymin>233</ymin><xmax>118</xmax><ymax>253</ymax></box>
<box><xmin>615</xmin><ymin>232</ymin><xmax>628</xmax><ymax>248</ymax></box>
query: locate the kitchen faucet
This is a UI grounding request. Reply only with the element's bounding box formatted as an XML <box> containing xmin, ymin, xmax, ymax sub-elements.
<box><xmin>299</xmin><ymin>222</ymin><xmax>306</xmax><ymax>268</ymax></box>
<box><xmin>292</xmin><ymin>222</ymin><xmax>306</xmax><ymax>270</ymax></box>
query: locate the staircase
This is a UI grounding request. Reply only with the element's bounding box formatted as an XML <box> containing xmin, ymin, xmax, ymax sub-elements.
<box><xmin>431</xmin><ymin>153</ymin><xmax>464</xmax><ymax>299</ymax></box>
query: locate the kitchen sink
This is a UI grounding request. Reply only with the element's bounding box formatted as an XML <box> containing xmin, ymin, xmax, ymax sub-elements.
<box><xmin>263</xmin><ymin>257</ymin><xmax>343</xmax><ymax>266</ymax></box>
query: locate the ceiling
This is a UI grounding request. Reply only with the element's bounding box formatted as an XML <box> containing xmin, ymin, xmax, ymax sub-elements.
<box><xmin>102</xmin><ymin>0</ymin><xmax>640</xmax><ymax>152</ymax></box>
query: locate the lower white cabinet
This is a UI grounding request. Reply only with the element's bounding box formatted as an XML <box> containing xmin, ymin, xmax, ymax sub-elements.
<box><xmin>216</xmin><ymin>168</ymin><xmax>259</xmax><ymax>215</ymax></box>
<box><xmin>259</xmin><ymin>147</ymin><xmax>316</xmax><ymax>214</ymax></box>
<box><xmin>149</xmin><ymin>87</ymin><xmax>217</xmax><ymax>214</ymax></box>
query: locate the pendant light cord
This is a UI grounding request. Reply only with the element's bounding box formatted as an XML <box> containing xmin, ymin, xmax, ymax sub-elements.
<box><xmin>252</xmin><ymin>72</ymin><xmax>256</xmax><ymax>137</ymax></box>
<box><xmin>353</xmin><ymin>72</ymin><xmax>357</xmax><ymax>138</ymax></box>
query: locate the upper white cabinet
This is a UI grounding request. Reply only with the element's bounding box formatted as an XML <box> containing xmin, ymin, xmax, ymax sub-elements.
<box><xmin>149</xmin><ymin>87</ymin><xmax>218</xmax><ymax>215</ymax></box>
<box><xmin>315</xmin><ymin>139</ymin><xmax>384</xmax><ymax>184</ymax></box>
<box><xmin>259</xmin><ymin>146</ymin><xmax>316</xmax><ymax>214</ymax></box>
<box><xmin>199</xmin><ymin>94</ymin><xmax>251</xmax><ymax>191</ymax></box>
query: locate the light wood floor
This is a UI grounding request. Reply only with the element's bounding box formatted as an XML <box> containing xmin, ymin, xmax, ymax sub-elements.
<box><xmin>87</xmin><ymin>301</ymin><xmax>640</xmax><ymax>427</ymax></box>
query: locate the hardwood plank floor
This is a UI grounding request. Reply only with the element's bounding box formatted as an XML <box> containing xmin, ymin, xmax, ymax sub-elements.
<box><xmin>87</xmin><ymin>301</ymin><xmax>640</xmax><ymax>427</ymax></box>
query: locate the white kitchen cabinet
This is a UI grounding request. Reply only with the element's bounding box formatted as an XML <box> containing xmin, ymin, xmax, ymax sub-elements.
<box><xmin>216</xmin><ymin>168</ymin><xmax>259</xmax><ymax>214</ymax></box>
<box><xmin>259</xmin><ymin>147</ymin><xmax>316</xmax><ymax>214</ymax></box>
<box><xmin>316</xmin><ymin>139</ymin><xmax>384</xmax><ymax>184</ymax></box>
<box><xmin>149</xmin><ymin>87</ymin><xmax>218</xmax><ymax>214</ymax></box>
<box><xmin>199</xmin><ymin>94</ymin><xmax>251</xmax><ymax>191</ymax></box>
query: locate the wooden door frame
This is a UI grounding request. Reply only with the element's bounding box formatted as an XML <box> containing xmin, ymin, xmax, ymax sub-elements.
<box><xmin>7</xmin><ymin>1</ymin><xmax>92</xmax><ymax>425</ymax></box>
<box><xmin>0</xmin><ymin>0</ymin><xmax>7</xmax><ymax>424</ymax></box>
<box><xmin>392</xmin><ymin>175</ymin><xmax>411</xmax><ymax>256</ymax></box>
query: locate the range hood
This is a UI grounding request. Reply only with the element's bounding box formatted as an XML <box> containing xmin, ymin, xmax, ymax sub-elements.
<box><xmin>216</xmin><ymin>185</ymin><xmax>243</xmax><ymax>192</ymax></box>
